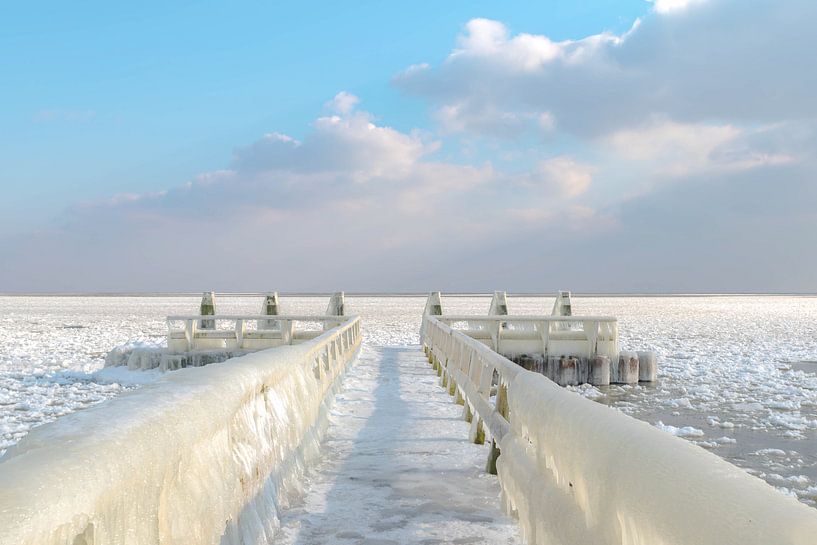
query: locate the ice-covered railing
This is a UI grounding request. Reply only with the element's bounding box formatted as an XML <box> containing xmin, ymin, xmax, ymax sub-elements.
<box><xmin>166</xmin><ymin>314</ymin><xmax>355</xmax><ymax>352</ymax></box>
<box><xmin>421</xmin><ymin>313</ymin><xmax>817</xmax><ymax>545</ymax></box>
<box><xmin>437</xmin><ymin>315</ymin><xmax>619</xmax><ymax>362</ymax></box>
<box><xmin>0</xmin><ymin>316</ymin><xmax>362</xmax><ymax>545</ymax></box>
<box><xmin>422</xmin><ymin>315</ymin><xmax>518</xmax><ymax>475</ymax></box>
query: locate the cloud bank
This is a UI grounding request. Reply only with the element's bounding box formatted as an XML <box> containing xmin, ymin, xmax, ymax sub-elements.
<box><xmin>0</xmin><ymin>94</ymin><xmax>591</xmax><ymax>292</ymax></box>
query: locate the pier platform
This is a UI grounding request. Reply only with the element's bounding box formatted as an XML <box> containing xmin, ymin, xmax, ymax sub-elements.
<box><xmin>276</xmin><ymin>345</ymin><xmax>520</xmax><ymax>544</ymax></box>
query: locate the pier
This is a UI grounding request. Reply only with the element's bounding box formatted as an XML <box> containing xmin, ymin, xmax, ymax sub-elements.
<box><xmin>1</xmin><ymin>292</ymin><xmax>816</xmax><ymax>545</ymax></box>
<box><xmin>427</xmin><ymin>290</ymin><xmax>656</xmax><ymax>386</ymax></box>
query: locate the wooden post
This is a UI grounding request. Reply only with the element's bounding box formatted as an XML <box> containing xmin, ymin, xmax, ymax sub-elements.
<box><xmin>487</xmin><ymin>380</ymin><xmax>510</xmax><ymax>475</ymax></box>
<box><xmin>281</xmin><ymin>320</ymin><xmax>293</xmax><ymax>345</ymax></box>
<box><xmin>486</xmin><ymin>439</ymin><xmax>501</xmax><ymax>474</ymax></box>
<box><xmin>546</xmin><ymin>355</ymin><xmax>560</xmax><ymax>381</ymax></box>
<box><xmin>613</xmin><ymin>351</ymin><xmax>639</xmax><ymax>384</ymax></box>
<box><xmin>557</xmin><ymin>356</ymin><xmax>580</xmax><ymax>386</ymax></box>
<box><xmin>638</xmin><ymin>351</ymin><xmax>658</xmax><ymax>382</ymax></box>
<box><xmin>488</xmin><ymin>291</ymin><xmax>509</xmax><ymax>315</ymax></box>
<box><xmin>326</xmin><ymin>291</ymin><xmax>345</xmax><ymax>316</ymax></box>
<box><xmin>551</xmin><ymin>290</ymin><xmax>572</xmax><ymax>317</ymax></box>
<box><xmin>199</xmin><ymin>292</ymin><xmax>216</xmax><ymax>329</ymax></box>
<box><xmin>260</xmin><ymin>292</ymin><xmax>280</xmax><ymax>329</ymax></box>
<box><xmin>470</xmin><ymin>417</ymin><xmax>485</xmax><ymax>445</ymax></box>
<box><xmin>423</xmin><ymin>291</ymin><xmax>443</xmax><ymax>316</ymax></box>
<box><xmin>496</xmin><ymin>382</ymin><xmax>509</xmax><ymax>418</ymax></box>
<box><xmin>324</xmin><ymin>292</ymin><xmax>345</xmax><ymax>331</ymax></box>
<box><xmin>589</xmin><ymin>355</ymin><xmax>611</xmax><ymax>386</ymax></box>
<box><xmin>463</xmin><ymin>402</ymin><xmax>473</xmax><ymax>423</ymax></box>
<box><xmin>234</xmin><ymin>319</ymin><xmax>245</xmax><ymax>349</ymax></box>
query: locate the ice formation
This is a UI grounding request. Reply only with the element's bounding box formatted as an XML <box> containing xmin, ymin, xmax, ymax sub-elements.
<box><xmin>497</xmin><ymin>371</ymin><xmax>817</xmax><ymax>545</ymax></box>
<box><xmin>2</xmin><ymin>294</ymin><xmax>817</xmax><ymax>509</ymax></box>
<box><xmin>0</xmin><ymin>319</ymin><xmax>360</xmax><ymax>545</ymax></box>
<box><xmin>105</xmin><ymin>339</ymin><xmax>167</xmax><ymax>370</ymax></box>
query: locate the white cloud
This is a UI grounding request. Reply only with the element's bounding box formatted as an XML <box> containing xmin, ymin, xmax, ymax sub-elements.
<box><xmin>325</xmin><ymin>91</ymin><xmax>360</xmax><ymax>114</ymax></box>
<box><xmin>434</xmin><ymin>101</ymin><xmax>554</xmax><ymax>137</ymax></box>
<box><xmin>516</xmin><ymin>157</ymin><xmax>593</xmax><ymax>199</ymax></box>
<box><xmin>453</xmin><ymin>18</ymin><xmax>565</xmax><ymax>71</ymax></box>
<box><xmin>652</xmin><ymin>0</ymin><xmax>709</xmax><ymax>15</ymax></box>
<box><xmin>397</xmin><ymin>2</ymin><xmax>817</xmax><ymax>136</ymax></box>
<box><xmin>2</xmin><ymin>99</ymin><xmax>603</xmax><ymax>291</ymax></box>
<box><xmin>233</xmin><ymin>110</ymin><xmax>436</xmax><ymax>182</ymax></box>
<box><xmin>603</xmin><ymin>119</ymin><xmax>794</xmax><ymax>177</ymax></box>
<box><xmin>605</xmin><ymin>120</ymin><xmax>737</xmax><ymax>162</ymax></box>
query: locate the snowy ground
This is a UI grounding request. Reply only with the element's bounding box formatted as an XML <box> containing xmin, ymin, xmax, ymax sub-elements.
<box><xmin>1</xmin><ymin>294</ymin><xmax>816</xmax><ymax>507</ymax></box>
<box><xmin>276</xmin><ymin>344</ymin><xmax>520</xmax><ymax>544</ymax></box>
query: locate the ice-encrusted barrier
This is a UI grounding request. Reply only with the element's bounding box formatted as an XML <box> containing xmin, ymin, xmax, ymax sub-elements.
<box><xmin>428</xmin><ymin>290</ymin><xmax>658</xmax><ymax>386</ymax></box>
<box><xmin>0</xmin><ymin>316</ymin><xmax>361</xmax><ymax>545</ymax></box>
<box><xmin>421</xmin><ymin>313</ymin><xmax>817</xmax><ymax>545</ymax></box>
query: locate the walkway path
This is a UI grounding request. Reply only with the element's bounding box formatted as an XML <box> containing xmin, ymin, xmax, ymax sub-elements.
<box><xmin>276</xmin><ymin>345</ymin><xmax>521</xmax><ymax>545</ymax></box>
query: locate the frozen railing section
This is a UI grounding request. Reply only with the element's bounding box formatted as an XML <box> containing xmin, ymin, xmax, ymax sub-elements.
<box><xmin>422</xmin><ymin>314</ymin><xmax>518</xmax><ymax>477</ymax></box>
<box><xmin>106</xmin><ymin>291</ymin><xmax>350</xmax><ymax>372</ymax></box>
<box><xmin>421</xmin><ymin>291</ymin><xmax>655</xmax><ymax>386</ymax></box>
<box><xmin>440</xmin><ymin>315</ymin><xmax>619</xmax><ymax>360</ymax></box>
<box><xmin>165</xmin><ymin>315</ymin><xmax>355</xmax><ymax>352</ymax></box>
<box><xmin>0</xmin><ymin>316</ymin><xmax>362</xmax><ymax>545</ymax></box>
<box><xmin>439</xmin><ymin>315</ymin><xmax>624</xmax><ymax>386</ymax></box>
<box><xmin>420</xmin><ymin>314</ymin><xmax>817</xmax><ymax>545</ymax></box>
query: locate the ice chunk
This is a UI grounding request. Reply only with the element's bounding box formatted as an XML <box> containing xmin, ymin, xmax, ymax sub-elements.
<box><xmin>654</xmin><ymin>420</ymin><xmax>705</xmax><ymax>438</ymax></box>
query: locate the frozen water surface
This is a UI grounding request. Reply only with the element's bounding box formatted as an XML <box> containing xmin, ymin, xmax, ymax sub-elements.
<box><xmin>1</xmin><ymin>294</ymin><xmax>816</xmax><ymax>509</ymax></box>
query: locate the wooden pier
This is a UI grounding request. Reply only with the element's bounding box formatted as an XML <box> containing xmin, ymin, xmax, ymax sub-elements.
<box><xmin>424</xmin><ymin>290</ymin><xmax>656</xmax><ymax>386</ymax></box>
<box><xmin>2</xmin><ymin>292</ymin><xmax>816</xmax><ymax>545</ymax></box>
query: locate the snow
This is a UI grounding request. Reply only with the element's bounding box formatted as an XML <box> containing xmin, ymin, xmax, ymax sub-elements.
<box><xmin>275</xmin><ymin>345</ymin><xmax>520</xmax><ymax>544</ymax></box>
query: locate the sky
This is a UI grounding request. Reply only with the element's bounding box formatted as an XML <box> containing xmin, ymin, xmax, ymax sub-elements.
<box><xmin>1</xmin><ymin>0</ymin><xmax>815</xmax><ymax>293</ymax></box>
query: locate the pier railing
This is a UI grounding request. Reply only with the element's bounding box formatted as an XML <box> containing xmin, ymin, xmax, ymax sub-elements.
<box><xmin>436</xmin><ymin>314</ymin><xmax>619</xmax><ymax>361</ymax></box>
<box><xmin>0</xmin><ymin>317</ymin><xmax>362</xmax><ymax>545</ymax></box>
<box><xmin>166</xmin><ymin>314</ymin><xmax>353</xmax><ymax>352</ymax></box>
<box><xmin>421</xmin><ymin>313</ymin><xmax>817</xmax><ymax>545</ymax></box>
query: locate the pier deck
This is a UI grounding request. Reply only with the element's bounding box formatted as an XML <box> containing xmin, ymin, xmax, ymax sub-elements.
<box><xmin>276</xmin><ymin>345</ymin><xmax>521</xmax><ymax>544</ymax></box>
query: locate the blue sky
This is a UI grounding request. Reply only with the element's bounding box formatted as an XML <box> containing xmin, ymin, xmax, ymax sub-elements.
<box><xmin>1</xmin><ymin>0</ymin><xmax>815</xmax><ymax>292</ymax></box>
<box><xmin>1</xmin><ymin>1</ymin><xmax>645</xmax><ymax>230</ymax></box>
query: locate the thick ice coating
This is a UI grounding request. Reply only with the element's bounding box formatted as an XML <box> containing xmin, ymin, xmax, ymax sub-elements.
<box><xmin>0</xmin><ymin>318</ymin><xmax>361</xmax><ymax>545</ymax></box>
<box><xmin>498</xmin><ymin>371</ymin><xmax>817</xmax><ymax>545</ymax></box>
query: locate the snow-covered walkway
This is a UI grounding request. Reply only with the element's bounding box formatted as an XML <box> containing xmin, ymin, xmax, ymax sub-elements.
<box><xmin>276</xmin><ymin>345</ymin><xmax>521</xmax><ymax>545</ymax></box>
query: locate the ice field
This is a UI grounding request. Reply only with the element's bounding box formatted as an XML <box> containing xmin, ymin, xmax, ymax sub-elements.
<box><xmin>1</xmin><ymin>294</ymin><xmax>816</xmax><ymax>509</ymax></box>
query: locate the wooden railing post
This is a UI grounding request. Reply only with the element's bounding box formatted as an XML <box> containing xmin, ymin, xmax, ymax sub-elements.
<box><xmin>486</xmin><ymin>379</ymin><xmax>509</xmax><ymax>474</ymax></box>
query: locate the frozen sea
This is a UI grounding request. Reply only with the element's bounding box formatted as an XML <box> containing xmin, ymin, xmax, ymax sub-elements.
<box><xmin>1</xmin><ymin>294</ymin><xmax>816</xmax><ymax>507</ymax></box>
